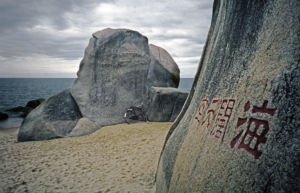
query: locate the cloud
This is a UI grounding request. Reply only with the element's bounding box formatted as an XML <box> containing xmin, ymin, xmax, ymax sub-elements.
<box><xmin>0</xmin><ymin>0</ymin><xmax>213</xmax><ymax>78</ymax></box>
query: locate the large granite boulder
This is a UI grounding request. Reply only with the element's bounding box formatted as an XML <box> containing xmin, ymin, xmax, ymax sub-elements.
<box><xmin>71</xmin><ymin>28</ymin><xmax>180</xmax><ymax>126</ymax></box>
<box><xmin>147</xmin><ymin>87</ymin><xmax>189</xmax><ymax>122</ymax></box>
<box><xmin>71</xmin><ymin>28</ymin><xmax>151</xmax><ymax>125</ymax></box>
<box><xmin>156</xmin><ymin>0</ymin><xmax>300</xmax><ymax>193</ymax></box>
<box><xmin>147</xmin><ymin>44</ymin><xmax>180</xmax><ymax>88</ymax></box>
<box><xmin>18</xmin><ymin>89</ymin><xmax>82</xmax><ymax>141</ymax></box>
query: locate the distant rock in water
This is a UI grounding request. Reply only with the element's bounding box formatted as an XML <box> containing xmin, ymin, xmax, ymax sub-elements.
<box><xmin>0</xmin><ymin>112</ymin><xmax>8</xmax><ymax>121</ymax></box>
<box><xmin>7</xmin><ymin>106</ymin><xmax>27</xmax><ymax>113</ymax></box>
<box><xmin>26</xmin><ymin>98</ymin><xmax>45</xmax><ymax>109</ymax></box>
<box><xmin>18</xmin><ymin>28</ymin><xmax>188</xmax><ymax>141</ymax></box>
<box><xmin>6</xmin><ymin>98</ymin><xmax>45</xmax><ymax>118</ymax></box>
<box><xmin>156</xmin><ymin>0</ymin><xmax>300</xmax><ymax>192</ymax></box>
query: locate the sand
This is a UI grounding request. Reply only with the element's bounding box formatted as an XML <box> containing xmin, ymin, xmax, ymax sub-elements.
<box><xmin>0</xmin><ymin>122</ymin><xmax>172</xmax><ymax>193</ymax></box>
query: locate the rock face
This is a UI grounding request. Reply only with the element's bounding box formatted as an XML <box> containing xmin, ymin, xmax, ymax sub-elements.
<box><xmin>147</xmin><ymin>44</ymin><xmax>180</xmax><ymax>88</ymax></box>
<box><xmin>156</xmin><ymin>0</ymin><xmax>300</xmax><ymax>193</ymax></box>
<box><xmin>147</xmin><ymin>87</ymin><xmax>189</xmax><ymax>122</ymax></box>
<box><xmin>71</xmin><ymin>28</ymin><xmax>180</xmax><ymax>126</ymax></box>
<box><xmin>18</xmin><ymin>89</ymin><xmax>82</xmax><ymax>141</ymax></box>
<box><xmin>71</xmin><ymin>28</ymin><xmax>150</xmax><ymax>126</ymax></box>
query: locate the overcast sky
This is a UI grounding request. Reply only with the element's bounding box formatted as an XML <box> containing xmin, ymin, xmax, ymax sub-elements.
<box><xmin>0</xmin><ymin>0</ymin><xmax>213</xmax><ymax>78</ymax></box>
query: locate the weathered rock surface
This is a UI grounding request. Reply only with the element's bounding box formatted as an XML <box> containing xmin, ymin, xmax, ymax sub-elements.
<box><xmin>156</xmin><ymin>0</ymin><xmax>300</xmax><ymax>193</ymax></box>
<box><xmin>0</xmin><ymin>112</ymin><xmax>8</xmax><ymax>121</ymax></box>
<box><xmin>71</xmin><ymin>28</ymin><xmax>180</xmax><ymax>126</ymax></box>
<box><xmin>147</xmin><ymin>44</ymin><xmax>180</xmax><ymax>88</ymax></box>
<box><xmin>18</xmin><ymin>89</ymin><xmax>82</xmax><ymax>141</ymax></box>
<box><xmin>71</xmin><ymin>28</ymin><xmax>150</xmax><ymax>126</ymax></box>
<box><xmin>147</xmin><ymin>87</ymin><xmax>188</xmax><ymax>122</ymax></box>
<box><xmin>68</xmin><ymin>117</ymin><xmax>100</xmax><ymax>137</ymax></box>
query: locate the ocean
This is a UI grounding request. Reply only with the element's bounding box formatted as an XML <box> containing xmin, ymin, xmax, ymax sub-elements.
<box><xmin>0</xmin><ymin>78</ymin><xmax>193</xmax><ymax>128</ymax></box>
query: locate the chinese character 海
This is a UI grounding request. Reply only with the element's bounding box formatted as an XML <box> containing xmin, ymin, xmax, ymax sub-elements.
<box><xmin>230</xmin><ymin>100</ymin><xmax>276</xmax><ymax>159</ymax></box>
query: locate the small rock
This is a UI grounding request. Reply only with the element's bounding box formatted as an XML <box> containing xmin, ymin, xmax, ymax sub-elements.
<box><xmin>26</xmin><ymin>98</ymin><xmax>45</xmax><ymax>109</ymax></box>
<box><xmin>6</xmin><ymin>106</ymin><xmax>27</xmax><ymax>112</ymax></box>
<box><xmin>0</xmin><ymin>112</ymin><xmax>8</xmax><ymax>121</ymax></box>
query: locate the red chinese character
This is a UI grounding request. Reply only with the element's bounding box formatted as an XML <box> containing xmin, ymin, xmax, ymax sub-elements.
<box><xmin>195</xmin><ymin>98</ymin><xmax>209</xmax><ymax>123</ymax></box>
<box><xmin>201</xmin><ymin>99</ymin><xmax>219</xmax><ymax>129</ymax></box>
<box><xmin>230</xmin><ymin>100</ymin><xmax>276</xmax><ymax>159</ymax></box>
<box><xmin>210</xmin><ymin>99</ymin><xmax>235</xmax><ymax>143</ymax></box>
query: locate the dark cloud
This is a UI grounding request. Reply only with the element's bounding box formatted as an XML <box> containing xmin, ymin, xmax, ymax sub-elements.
<box><xmin>0</xmin><ymin>0</ymin><xmax>213</xmax><ymax>77</ymax></box>
<box><xmin>0</xmin><ymin>0</ymin><xmax>111</xmax><ymax>31</ymax></box>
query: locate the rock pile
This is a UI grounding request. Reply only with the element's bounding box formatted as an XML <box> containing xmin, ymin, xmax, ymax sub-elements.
<box><xmin>6</xmin><ymin>98</ymin><xmax>45</xmax><ymax>118</ymax></box>
<box><xmin>155</xmin><ymin>0</ymin><xmax>300</xmax><ymax>192</ymax></box>
<box><xmin>18</xmin><ymin>28</ymin><xmax>188</xmax><ymax>141</ymax></box>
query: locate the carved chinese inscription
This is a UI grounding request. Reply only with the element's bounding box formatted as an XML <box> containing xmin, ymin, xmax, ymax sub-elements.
<box><xmin>194</xmin><ymin>98</ymin><xmax>276</xmax><ymax>159</ymax></box>
<box><xmin>195</xmin><ymin>98</ymin><xmax>209</xmax><ymax>123</ymax></box>
<box><xmin>210</xmin><ymin>99</ymin><xmax>235</xmax><ymax>143</ymax></box>
<box><xmin>230</xmin><ymin>100</ymin><xmax>276</xmax><ymax>159</ymax></box>
<box><xmin>194</xmin><ymin>98</ymin><xmax>235</xmax><ymax>143</ymax></box>
<box><xmin>201</xmin><ymin>99</ymin><xmax>220</xmax><ymax>129</ymax></box>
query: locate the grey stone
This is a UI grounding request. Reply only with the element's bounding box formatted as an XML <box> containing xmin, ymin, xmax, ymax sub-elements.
<box><xmin>71</xmin><ymin>28</ymin><xmax>151</xmax><ymax>126</ymax></box>
<box><xmin>6</xmin><ymin>99</ymin><xmax>45</xmax><ymax>118</ymax></box>
<box><xmin>156</xmin><ymin>0</ymin><xmax>300</xmax><ymax>193</ymax></box>
<box><xmin>18</xmin><ymin>89</ymin><xmax>82</xmax><ymax>141</ymax></box>
<box><xmin>6</xmin><ymin>106</ymin><xmax>31</xmax><ymax>118</ymax></box>
<box><xmin>7</xmin><ymin>106</ymin><xmax>27</xmax><ymax>113</ymax></box>
<box><xmin>68</xmin><ymin>117</ymin><xmax>100</xmax><ymax>137</ymax></box>
<box><xmin>147</xmin><ymin>87</ymin><xmax>189</xmax><ymax>122</ymax></box>
<box><xmin>71</xmin><ymin>28</ymin><xmax>180</xmax><ymax>126</ymax></box>
<box><xmin>0</xmin><ymin>112</ymin><xmax>8</xmax><ymax>121</ymax></box>
<box><xmin>147</xmin><ymin>44</ymin><xmax>180</xmax><ymax>88</ymax></box>
<box><xmin>26</xmin><ymin>98</ymin><xmax>45</xmax><ymax>109</ymax></box>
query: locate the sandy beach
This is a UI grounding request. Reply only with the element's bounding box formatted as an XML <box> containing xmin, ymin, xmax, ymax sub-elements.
<box><xmin>0</xmin><ymin>122</ymin><xmax>172</xmax><ymax>193</ymax></box>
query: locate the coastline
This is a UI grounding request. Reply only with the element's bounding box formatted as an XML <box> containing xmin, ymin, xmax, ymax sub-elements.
<box><xmin>0</xmin><ymin>117</ymin><xmax>23</xmax><ymax>129</ymax></box>
<box><xmin>0</xmin><ymin>122</ymin><xmax>172</xmax><ymax>193</ymax></box>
